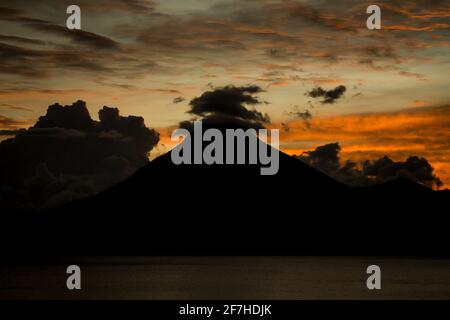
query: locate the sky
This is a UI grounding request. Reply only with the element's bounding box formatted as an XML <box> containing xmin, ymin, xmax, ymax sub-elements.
<box><xmin>0</xmin><ymin>0</ymin><xmax>449</xmax><ymax>187</ymax></box>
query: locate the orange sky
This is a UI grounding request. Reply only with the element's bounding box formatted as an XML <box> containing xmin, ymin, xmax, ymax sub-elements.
<box><xmin>153</xmin><ymin>105</ymin><xmax>450</xmax><ymax>189</ymax></box>
<box><xmin>277</xmin><ymin>105</ymin><xmax>450</xmax><ymax>188</ymax></box>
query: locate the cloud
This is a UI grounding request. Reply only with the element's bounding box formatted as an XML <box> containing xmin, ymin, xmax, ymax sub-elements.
<box><xmin>173</xmin><ymin>97</ymin><xmax>185</xmax><ymax>104</ymax></box>
<box><xmin>288</xmin><ymin>108</ymin><xmax>312</xmax><ymax>121</ymax></box>
<box><xmin>0</xmin><ymin>129</ymin><xmax>25</xmax><ymax>135</ymax></box>
<box><xmin>299</xmin><ymin>143</ymin><xmax>341</xmax><ymax>173</ymax></box>
<box><xmin>298</xmin><ymin>142</ymin><xmax>443</xmax><ymax>188</ymax></box>
<box><xmin>0</xmin><ymin>103</ymin><xmax>32</xmax><ymax>111</ymax></box>
<box><xmin>398</xmin><ymin>71</ymin><xmax>427</xmax><ymax>81</ymax></box>
<box><xmin>0</xmin><ymin>114</ymin><xmax>28</xmax><ymax>129</ymax></box>
<box><xmin>0</xmin><ymin>6</ymin><xmax>50</xmax><ymax>24</ymax></box>
<box><xmin>0</xmin><ymin>5</ymin><xmax>159</xmax><ymax>81</ymax></box>
<box><xmin>73</xmin><ymin>0</ymin><xmax>156</xmax><ymax>14</ymax></box>
<box><xmin>362</xmin><ymin>45</ymin><xmax>398</xmax><ymax>60</ymax></box>
<box><xmin>0</xmin><ymin>0</ymin><xmax>447</xmax><ymax>89</ymax></box>
<box><xmin>281</xmin><ymin>123</ymin><xmax>290</xmax><ymax>133</ymax></box>
<box><xmin>0</xmin><ymin>100</ymin><xmax>160</xmax><ymax>211</ymax></box>
<box><xmin>27</xmin><ymin>24</ymin><xmax>120</xmax><ymax>50</ymax></box>
<box><xmin>306</xmin><ymin>85</ymin><xmax>347</xmax><ymax>104</ymax></box>
<box><xmin>0</xmin><ymin>34</ymin><xmax>47</xmax><ymax>45</ymax></box>
<box><xmin>0</xmin><ymin>7</ymin><xmax>23</xmax><ymax>17</ymax></box>
<box><xmin>384</xmin><ymin>24</ymin><xmax>449</xmax><ymax>31</ymax></box>
<box><xmin>34</xmin><ymin>100</ymin><xmax>93</xmax><ymax>130</ymax></box>
<box><xmin>181</xmin><ymin>85</ymin><xmax>270</xmax><ymax>130</ymax></box>
<box><xmin>0</xmin><ymin>41</ymin><xmax>114</xmax><ymax>78</ymax></box>
<box><xmin>287</xmin><ymin>107</ymin><xmax>312</xmax><ymax>127</ymax></box>
<box><xmin>363</xmin><ymin>155</ymin><xmax>442</xmax><ymax>188</ymax></box>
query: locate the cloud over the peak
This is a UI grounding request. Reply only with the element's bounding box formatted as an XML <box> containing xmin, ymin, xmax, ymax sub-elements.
<box><xmin>181</xmin><ymin>85</ymin><xmax>270</xmax><ymax>130</ymax></box>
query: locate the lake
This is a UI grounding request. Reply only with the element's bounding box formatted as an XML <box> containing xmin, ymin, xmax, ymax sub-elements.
<box><xmin>1</xmin><ymin>256</ymin><xmax>449</xmax><ymax>299</ymax></box>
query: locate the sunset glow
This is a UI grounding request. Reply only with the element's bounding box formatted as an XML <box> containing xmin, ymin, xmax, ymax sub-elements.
<box><xmin>1</xmin><ymin>0</ymin><xmax>449</xmax><ymax>187</ymax></box>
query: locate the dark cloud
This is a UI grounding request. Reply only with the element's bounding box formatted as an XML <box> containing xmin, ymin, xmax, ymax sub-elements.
<box><xmin>0</xmin><ymin>129</ymin><xmax>25</xmax><ymax>135</ymax></box>
<box><xmin>358</xmin><ymin>45</ymin><xmax>401</xmax><ymax>70</ymax></box>
<box><xmin>0</xmin><ymin>6</ymin><xmax>132</xmax><ymax>80</ymax></box>
<box><xmin>306</xmin><ymin>85</ymin><xmax>347</xmax><ymax>104</ymax></box>
<box><xmin>0</xmin><ymin>1</ymin><xmax>154</xmax><ymax>22</ymax></box>
<box><xmin>34</xmin><ymin>100</ymin><xmax>93</xmax><ymax>130</ymax></box>
<box><xmin>181</xmin><ymin>85</ymin><xmax>270</xmax><ymax>130</ymax></box>
<box><xmin>0</xmin><ymin>100</ymin><xmax>160</xmax><ymax>211</ymax></box>
<box><xmin>0</xmin><ymin>7</ymin><xmax>23</xmax><ymax>16</ymax></box>
<box><xmin>0</xmin><ymin>114</ymin><xmax>27</xmax><ymax>129</ymax></box>
<box><xmin>0</xmin><ymin>41</ymin><xmax>41</xmax><ymax>59</ymax></box>
<box><xmin>363</xmin><ymin>45</ymin><xmax>398</xmax><ymax>60</ymax></box>
<box><xmin>299</xmin><ymin>143</ymin><xmax>341</xmax><ymax>173</ymax></box>
<box><xmin>93</xmin><ymin>0</ymin><xmax>156</xmax><ymax>13</ymax></box>
<box><xmin>27</xmin><ymin>24</ymin><xmax>120</xmax><ymax>50</ymax></box>
<box><xmin>0</xmin><ymin>34</ymin><xmax>47</xmax><ymax>45</ymax></box>
<box><xmin>71</xmin><ymin>0</ymin><xmax>156</xmax><ymax>14</ymax></box>
<box><xmin>0</xmin><ymin>0</ymin><xmax>446</xmax><ymax>86</ymax></box>
<box><xmin>0</xmin><ymin>6</ymin><xmax>50</xmax><ymax>24</ymax></box>
<box><xmin>281</xmin><ymin>123</ymin><xmax>290</xmax><ymax>133</ymax></box>
<box><xmin>173</xmin><ymin>97</ymin><xmax>185</xmax><ymax>104</ymax></box>
<box><xmin>287</xmin><ymin>108</ymin><xmax>312</xmax><ymax>127</ymax></box>
<box><xmin>297</xmin><ymin>142</ymin><xmax>442</xmax><ymax>189</ymax></box>
<box><xmin>362</xmin><ymin>156</ymin><xmax>443</xmax><ymax>189</ymax></box>
<box><xmin>121</xmin><ymin>0</ymin><xmax>155</xmax><ymax>12</ymax></box>
<box><xmin>285</xmin><ymin>2</ymin><xmax>357</xmax><ymax>32</ymax></box>
<box><xmin>0</xmin><ymin>41</ymin><xmax>114</xmax><ymax>78</ymax></box>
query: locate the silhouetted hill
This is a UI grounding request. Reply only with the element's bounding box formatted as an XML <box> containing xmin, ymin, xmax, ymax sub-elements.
<box><xmin>358</xmin><ymin>177</ymin><xmax>434</xmax><ymax>193</ymax></box>
<box><xmin>2</xmin><ymin>149</ymin><xmax>449</xmax><ymax>257</ymax></box>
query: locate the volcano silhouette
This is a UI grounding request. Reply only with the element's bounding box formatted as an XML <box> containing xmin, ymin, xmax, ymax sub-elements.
<box><xmin>3</xmin><ymin>145</ymin><xmax>449</xmax><ymax>257</ymax></box>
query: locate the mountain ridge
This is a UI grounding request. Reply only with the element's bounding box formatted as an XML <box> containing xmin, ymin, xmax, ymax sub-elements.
<box><xmin>2</xmin><ymin>149</ymin><xmax>449</xmax><ymax>257</ymax></box>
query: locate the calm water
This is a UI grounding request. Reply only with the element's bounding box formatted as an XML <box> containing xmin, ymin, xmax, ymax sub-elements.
<box><xmin>1</xmin><ymin>256</ymin><xmax>450</xmax><ymax>299</ymax></box>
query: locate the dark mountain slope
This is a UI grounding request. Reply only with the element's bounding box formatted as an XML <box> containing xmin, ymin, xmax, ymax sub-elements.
<box><xmin>2</xmin><ymin>149</ymin><xmax>449</xmax><ymax>257</ymax></box>
<box><xmin>356</xmin><ymin>176</ymin><xmax>434</xmax><ymax>193</ymax></box>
